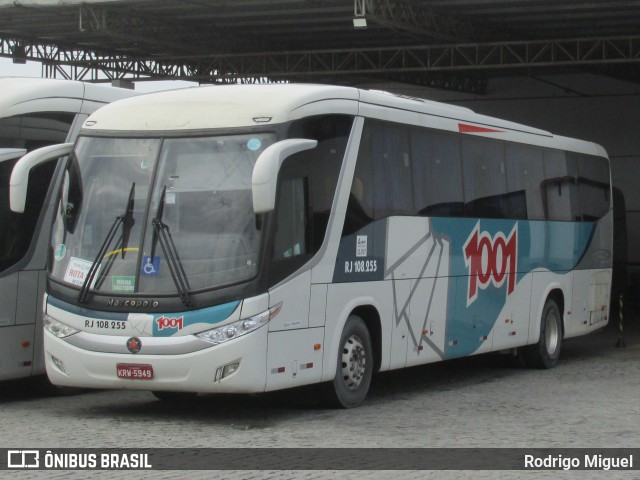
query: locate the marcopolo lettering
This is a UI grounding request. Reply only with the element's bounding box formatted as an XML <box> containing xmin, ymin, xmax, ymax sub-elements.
<box><xmin>464</xmin><ymin>222</ymin><xmax>518</xmax><ymax>305</ymax></box>
<box><xmin>107</xmin><ymin>298</ymin><xmax>160</xmax><ymax>308</ymax></box>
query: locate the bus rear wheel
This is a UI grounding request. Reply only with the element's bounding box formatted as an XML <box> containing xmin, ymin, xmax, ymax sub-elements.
<box><xmin>324</xmin><ymin>315</ymin><xmax>373</xmax><ymax>409</ymax></box>
<box><xmin>520</xmin><ymin>297</ymin><xmax>562</xmax><ymax>369</ymax></box>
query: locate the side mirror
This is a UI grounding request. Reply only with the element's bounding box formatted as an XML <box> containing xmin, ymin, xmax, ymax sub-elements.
<box><xmin>252</xmin><ymin>138</ymin><xmax>317</xmax><ymax>214</ymax></box>
<box><xmin>10</xmin><ymin>143</ymin><xmax>73</xmax><ymax>213</ymax></box>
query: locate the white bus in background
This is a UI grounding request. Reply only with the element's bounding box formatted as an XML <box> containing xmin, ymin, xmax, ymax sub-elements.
<box><xmin>28</xmin><ymin>84</ymin><xmax>612</xmax><ymax>407</ymax></box>
<box><xmin>0</xmin><ymin>78</ymin><xmax>138</xmax><ymax>382</ymax></box>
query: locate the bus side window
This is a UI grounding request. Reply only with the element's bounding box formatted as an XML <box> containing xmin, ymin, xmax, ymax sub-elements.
<box><xmin>543</xmin><ymin>150</ymin><xmax>579</xmax><ymax>221</ymax></box>
<box><xmin>343</xmin><ymin>128</ymin><xmax>374</xmax><ymax>236</ymax></box>
<box><xmin>343</xmin><ymin>119</ymin><xmax>413</xmax><ymax>237</ymax></box>
<box><xmin>0</xmin><ymin>112</ymin><xmax>75</xmax><ymax>150</ymax></box>
<box><xmin>506</xmin><ymin>143</ymin><xmax>544</xmax><ymax>220</ymax></box>
<box><xmin>270</xmin><ymin>115</ymin><xmax>351</xmax><ymax>285</ymax></box>
<box><xmin>370</xmin><ymin>123</ymin><xmax>413</xmax><ymax>218</ymax></box>
<box><xmin>1</xmin><ymin>159</ymin><xmax>57</xmax><ymax>270</ymax></box>
<box><xmin>411</xmin><ymin>128</ymin><xmax>464</xmax><ymax>218</ymax></box>
<box><xmin>461</xmin><ymin>136</ymin><xmax>508</xmax><ymax>219</ymax></box>
<box><xmin>575</xmin><ymin>153</ymin><xmax>611</xmax><ymax>221</ymax></box>
<box><xmin>273</xmin><ymin>176</ymin><xmax>308</xmax><ymax>261</ymax></box>
<box><xmin>269</xmin><ymin>170</ymin><xmax>311</xmax><ymax>285</ymax></box>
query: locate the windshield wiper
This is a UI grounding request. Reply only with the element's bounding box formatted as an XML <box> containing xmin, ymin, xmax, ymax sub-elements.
<box><xmin>151</xmin><ymin>186</ymin><xmax>193</xmax><ymax>307</ymax></box>
<box><xmin>121</xmin><ymin>182</ymin><xmax>136</xmax><ymax>258</ymax></box>
<box><xmin>149</xmin><ymin>185</ymin><xmax>166</xmax><ymax>261</ymax></box>
<box><xmin>78</xmin><ymin>183</ymin><xmax>135</xmax><ymax>304</ymax></box>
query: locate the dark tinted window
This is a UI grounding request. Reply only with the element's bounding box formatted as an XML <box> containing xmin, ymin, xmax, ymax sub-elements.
<box><xmin>270</xmin><ymin>115</ymin><xmax>352</xmax><ymax>284</ymax></box>
<box><xmin>574</xmin><ymin>153</ymin><xmax>611</xmax><ymax>221</ymax></box>
<box><xmin>0</xmin><ymin>158</ymin><xmax>57</xmax><ymax>272</ymax></box>
<box><xmin>506</xmin><ymin>143</ymin><xmax>545</xmax><ymax>220</ymax></box>
<box><xmin>542</xmin><ymin>150</ymin><xmax>580</xmax><ymax>221</ymax></box>
<box><xmin>462</xmin><ymin>136</ymin><xmax>508</xmax><ymax>218</ymax></box>
<box><xmin>412</xmin><ymin>128</ymin><xmax>464</xmax><ymax>217</ymax></box>
<box><xmin>342</xmin><ymin>118</ymin><xmax>610</xmax><ymax>236</ymax></box>
<box><xmin>0</xmin><ymin>112</ymin><xmax>75</xmax><ymax>150</ymax></box>
<box><xmin>352</xmin><ymin>121</ymin><xmax>413</xmax><ymax>219</ymax></box>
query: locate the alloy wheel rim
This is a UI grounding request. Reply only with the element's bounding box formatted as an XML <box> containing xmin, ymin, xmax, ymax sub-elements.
<box><xmin>341</xmin><ymin>334</ymin><xmax>366</xmax><ymax>390</ymax></box>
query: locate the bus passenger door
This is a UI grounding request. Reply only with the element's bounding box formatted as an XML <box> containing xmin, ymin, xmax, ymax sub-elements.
<box><xmin>265</xmin><ymin>171</ymin><xmax>323</xmax><ymax>390</ymax></box>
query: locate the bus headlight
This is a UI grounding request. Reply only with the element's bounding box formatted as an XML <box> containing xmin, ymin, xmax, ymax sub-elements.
<box><xmin>43</xmin><ymin>314</ymin><xmax>79</xmax><ymax>338</ymax></box>
<box><xmin>196</xmin><ymin>303</ymin><xmax>281</xmax><ymax>345</ymax></box>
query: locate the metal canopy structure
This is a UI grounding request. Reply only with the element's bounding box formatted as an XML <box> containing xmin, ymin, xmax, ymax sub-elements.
<box><xmin>1</xmin><ymin>0</ymin><xmax>640</xmax><ymax>92</ymax></box>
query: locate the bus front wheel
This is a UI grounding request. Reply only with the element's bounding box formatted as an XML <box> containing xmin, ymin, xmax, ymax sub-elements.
<box><xmin>520</xmin><ymin>297</ymin><xmax>562</xmax><ymax>369</ymax></box>
<box><xmin>324</xmin><ymin>315</ymin><xmax>373</xmax><ymax>409</ymax></box>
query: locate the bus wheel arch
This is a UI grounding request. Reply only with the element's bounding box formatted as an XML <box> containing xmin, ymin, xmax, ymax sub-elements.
<box><xmin>520</xmin><ymin>290</ymin><xmax>564</xmax><ymax>369</ymax></box>
<box><xmin>350</xmin><ymin>305</ymin><xmax>382</xmax><ymax>373</ymax></box>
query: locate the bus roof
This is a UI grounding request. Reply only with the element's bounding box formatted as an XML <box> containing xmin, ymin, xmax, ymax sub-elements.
<box><xmin>0</xmin><ymin>77</ymin><xmax>138</xmax><ymax>119</ymax></box>
<box><xmin>83</xmin><ymin>84</ymin><xmax>359</xmax><ymax>132</ymax></box>
<box><xmin>81</xmin><ymin>83</ymin><xmax>606</xmax><ymax>157</ymax></box>
<box><xmin>81</xmin><ymin>83</ymin><xmax>539</xmax><ymax>131</ymax></box>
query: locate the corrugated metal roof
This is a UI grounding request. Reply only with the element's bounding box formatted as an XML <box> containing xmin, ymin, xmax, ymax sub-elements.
<box><xmin>1</xmin><ymin>1</ymin><xmax>639</xmax><ymax>87</ymax></box>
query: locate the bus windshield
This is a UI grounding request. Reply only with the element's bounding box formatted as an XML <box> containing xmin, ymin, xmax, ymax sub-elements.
<box><xmin>49</xmin><ymin>133</ymin><xmax>276</xmax><ymax>298</ymax></box>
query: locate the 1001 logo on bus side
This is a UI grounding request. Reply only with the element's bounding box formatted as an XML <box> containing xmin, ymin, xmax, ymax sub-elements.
<box><xmin>463</xmin><ymin>223</ymin><xmax>518</xmax><ymax>306</ymax></box>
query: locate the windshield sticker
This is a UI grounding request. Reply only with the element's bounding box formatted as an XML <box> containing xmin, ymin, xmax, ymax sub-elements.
<box><xmin>54</xmin><ymin>244</ymin><xmax>67</xmax><ymax>261</ymax></box>
<box><xmin>141</xmin><ymin>256</ymin><xmax>160</xmax><ymax>276</ymax></box>
<box><xmin>247</xmin><ymin>138</ymin><xmax>263</xmax><ymax>151</ymax></box>
<box><xmin>64</xmin><ymin>257</ymin><xmax>98</xmax><ymax>287</ymax></box>
<box><xmin>112</xmin><ymin>276</ymin><xmax>135</xmax><ymax>293</ymax></box>
<box><xmin>140</xmin><ymin>160</ymin><xmax>150</xmax><ymax>170</ymax></box>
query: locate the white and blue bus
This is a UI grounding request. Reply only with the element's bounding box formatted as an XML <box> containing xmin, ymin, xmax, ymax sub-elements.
<box><xmin>0</xmin><ymin>78</ymin><xmax>137</xmax><ymax>382</ymax></box>
<box><xmin>29</xmin><ymin>85</ymin><xmax>612</xmax><ymax>407</ymax></box>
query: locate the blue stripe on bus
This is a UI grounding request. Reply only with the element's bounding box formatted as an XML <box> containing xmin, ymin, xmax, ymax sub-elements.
<box><xmin>430</xmin><ymin>217</ymin><xmax>596</xmax><ymax>358</ymax></box>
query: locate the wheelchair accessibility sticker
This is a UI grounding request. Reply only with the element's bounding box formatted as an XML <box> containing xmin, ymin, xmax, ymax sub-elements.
<box><xmin>141</xmin><ymin>256</ymin><xmax>160</xmax><ymax>276</ymax></box>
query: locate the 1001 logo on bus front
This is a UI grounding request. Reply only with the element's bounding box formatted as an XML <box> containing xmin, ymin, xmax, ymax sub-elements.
<box><xmin>155</xmin><ymin>316</ymin><xmax>183</xmax><ymax>331</ymax></box>
<box><xmin>463</xmin><ymin>223</ymin><xmax>518</xmax><ymax>306</ymax></box>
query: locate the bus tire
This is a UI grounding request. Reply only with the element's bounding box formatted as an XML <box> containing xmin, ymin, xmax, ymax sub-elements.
<box><xmin>324</xmin><ymin>315</ymin><xmax>373</xmax><ymax>409</ymax></box>
<box><xmin>521</xmin><ymin>297</ymin><xmax>562</xmax><ymax>369</ymax></box>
